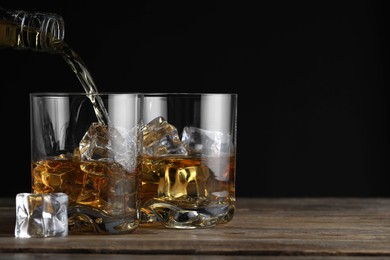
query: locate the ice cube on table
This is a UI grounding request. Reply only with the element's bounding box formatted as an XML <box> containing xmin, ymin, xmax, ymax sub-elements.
<box><xmin>15</xmin><ymin>193</ymin><xmax>68</xmax><ymax>238</ymax></box>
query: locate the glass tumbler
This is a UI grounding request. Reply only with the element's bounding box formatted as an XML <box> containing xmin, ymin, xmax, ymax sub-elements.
<box><xmin>140</xmin><ymin>93</ymin><xmax>237</xmax><ymax>229</ymax></box>
<box><xmin>30</xmin><ymin>92</ymin><xmax>143</xmax><ymax>234</ymax></box>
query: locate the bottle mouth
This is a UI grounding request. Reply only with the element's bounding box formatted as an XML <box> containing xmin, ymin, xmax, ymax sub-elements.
<box><xmin>13</xmin><ymin>10</ymin><xmax>65</xmax><ymax>50</ymax></box>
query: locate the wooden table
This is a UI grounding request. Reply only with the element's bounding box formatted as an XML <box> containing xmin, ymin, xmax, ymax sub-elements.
<box><xmin>0</xmin><ymin>197</ymin><xmax>389</xmax><ymax>259</ymax></box>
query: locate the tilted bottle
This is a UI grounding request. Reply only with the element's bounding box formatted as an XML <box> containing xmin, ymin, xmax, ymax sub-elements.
<box><xmin>0</xmin><ymin>6</ymin><xmax>64</xmax><ymax>52</ymax></box>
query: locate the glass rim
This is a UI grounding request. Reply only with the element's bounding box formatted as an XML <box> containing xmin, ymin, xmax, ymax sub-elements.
<box><xmin>143</xmin><ymin>92</ymin><xmax>238</xmax><ymax>96</ymax></box>
<box><xmin>30</xmin><ymin>92</ymin><xmax>237</xmax><ymax>97</ymax></box>
<box><xmin>30</xmin><ymin>92</ymin><xmax>143</xmax><ymax>96</ymax></box>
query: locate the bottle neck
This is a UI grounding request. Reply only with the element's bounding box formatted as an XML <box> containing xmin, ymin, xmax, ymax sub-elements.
<box><xmin>1</xmin><ymin>7</ymin><xmax>65</xmax><ymax>51</ymax></box>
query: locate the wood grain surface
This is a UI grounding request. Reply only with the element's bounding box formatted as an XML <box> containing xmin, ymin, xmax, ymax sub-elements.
<box><xmin>0</xmin><ymin>197</ymin><xmax>389</xmax><ymax>259</ymax></box>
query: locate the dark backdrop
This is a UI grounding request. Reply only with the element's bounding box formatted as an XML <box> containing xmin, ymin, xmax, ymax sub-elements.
<box><xmin>1</xmin><ymin>1</ymin><xmax>388</xmax><ymax>197</ymax></box>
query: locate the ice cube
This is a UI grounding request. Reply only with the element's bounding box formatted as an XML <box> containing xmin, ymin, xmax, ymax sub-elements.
<box><xmin>15</xmin><ymin>193</ymin><xmax>68</xmax><ymax>238</ymax></box>
<box><xmin>142</xmin><ymin>116</ymin><xmax>187</xmax><ymax>156</ymax></box>
<box><xmin>79</xmin><ymin>122</ymin><xmax>139</xmax><ymax>172</ymax></box>
<box><xmin>181</xmin><ymin>126</ymin><xmax>232</xmax><ymax>156</ymax></box>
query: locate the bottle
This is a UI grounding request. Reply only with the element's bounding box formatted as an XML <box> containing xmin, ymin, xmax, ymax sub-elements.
<box><xmin>0</xmin><ymin>6</ymin><xmax>64</xmax><ymax>52</ymax></box>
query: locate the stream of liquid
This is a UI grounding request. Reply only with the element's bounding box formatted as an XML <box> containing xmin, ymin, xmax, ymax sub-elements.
<box><xmin>0</xmin><ymin>20</ymin><xmax>109</xmax><ymax>125</ymax></box>
<box><xmin>55</xmin><ymin>41</ymin><xmax>110</xmax><ymax>125</ymax></box>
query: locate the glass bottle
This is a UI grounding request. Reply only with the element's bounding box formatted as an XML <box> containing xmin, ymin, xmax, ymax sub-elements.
<box><xmin>0</xmin><ymin>6</ymin><xmax>64</xmax><ymax>52</ymax></box>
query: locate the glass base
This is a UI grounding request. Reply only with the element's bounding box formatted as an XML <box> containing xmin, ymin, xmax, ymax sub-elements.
<box><xmin>141</xmin><ymin>198</ymin><xmax>235</xmax><ymax>229</ymax></box>
<box><xmin>68</xmin><ymin>205</ymin><xmax>139</xmax><ymax>234</ymax></box>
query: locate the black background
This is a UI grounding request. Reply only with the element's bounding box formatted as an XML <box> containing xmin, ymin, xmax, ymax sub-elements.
<box><xmin>1</xmin><ymin>1</ymin><xmax>388</xmax><ymax>198</ymax></box>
